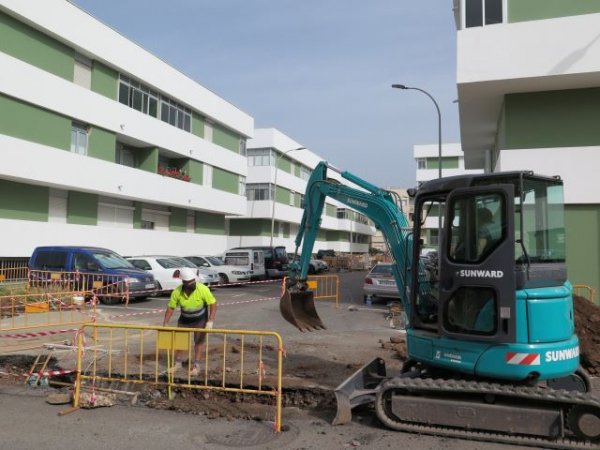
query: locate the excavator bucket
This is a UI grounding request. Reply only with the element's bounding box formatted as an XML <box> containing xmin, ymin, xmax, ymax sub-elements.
<box><xmin>280</xmin><ymin>288</ymin><xmax>326</xmax><ymax>331</ymax></box>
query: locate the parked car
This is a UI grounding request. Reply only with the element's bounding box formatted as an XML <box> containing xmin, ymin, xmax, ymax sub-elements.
<box><xmin>363</xmin><ymin>262</ymin><xmax>401</xmax><ymax>303</ymax></box>
<box><xmin>316</xmin><ymin>249</ymin><xmax>336</xmax><ymax>260</ymax></box>
<box><xmin>288</xmin><ymin>253</ymin><xmax>329</xmax><ymax>275</ymax></box>
<box><xmin>184</xmin><ymin>255</ymin><xmax>251</xmax><ymax>285</ymax></box>
<box><xmin>126</xmin><ymin>255</ymin><xmax>219</xmax><ymax>294</ymax></box>
<box><xmin>228</xmin><ymin>246</ymin><xmax>288</xmax><ymax>278</ymax></box>
<box><xmin>223</xmin><ymin>249</ymin><xmax>266</xmax><ymax>281</ymax></box>
<box><xmin>28</xmin><ymin>246</ymin><xmax>159</xmax><ymax>304</ymax></box>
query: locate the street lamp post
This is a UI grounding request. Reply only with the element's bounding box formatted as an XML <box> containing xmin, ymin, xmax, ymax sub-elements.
<box><xmin>391</xmin><ymin>84</ymin><xmax>442</xmax><ymax>179</ymax></box>
<box><xmin>270</xmin><ymin>147</ymin><xmax>305</xmax><ymax>248</ymax></box>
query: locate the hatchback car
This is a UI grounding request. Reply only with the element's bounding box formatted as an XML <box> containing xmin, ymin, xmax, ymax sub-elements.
<box><xmin>363</xmin><ymin>263</ymin><xmax>401</xmax><ymax>303</ymax></box>
<box><xmin>126</xmin><ymin>255</ymin><xmax>219</xmax><ymax>294</ymax></box>
<box><xmin>184</xmin><ymin>255</ymin><xmax>251</xmax><ymax>285</ymax></box>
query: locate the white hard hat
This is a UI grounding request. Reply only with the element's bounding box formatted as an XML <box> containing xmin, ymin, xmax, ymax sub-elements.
<box><xmin>179</xmin><ymin>267</ymin><xmax>196</xmax><ymax>282</ymax></box>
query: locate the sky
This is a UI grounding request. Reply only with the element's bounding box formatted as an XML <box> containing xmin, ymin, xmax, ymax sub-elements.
<box><xmin>72</xmin><ymin>0</ymin><xmax>460</xmax><ymax>188</ymax></box>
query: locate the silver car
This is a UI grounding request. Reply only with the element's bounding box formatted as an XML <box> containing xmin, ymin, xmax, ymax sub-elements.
<box><xmin>363</xmin><ymin>263</ymin><xmax>401</xmax><ymax>303</ymax></box>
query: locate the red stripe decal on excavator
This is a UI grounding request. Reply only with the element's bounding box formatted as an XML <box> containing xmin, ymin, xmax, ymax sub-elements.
<box><xmin>505</xmin><ymin>352</ymin><xmax>541</xmax><ymax>366</ymax></box>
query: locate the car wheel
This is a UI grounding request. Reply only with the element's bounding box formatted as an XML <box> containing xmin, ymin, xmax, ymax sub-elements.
<box><xmin>99</xmin><ymin>296</ymin><xmax>121</xmax><ymax>305</ymax></box>
<box><xmin>219</xmin><ymin>274</ymin><xmax>229</xmax><ymax>285</ymax></box>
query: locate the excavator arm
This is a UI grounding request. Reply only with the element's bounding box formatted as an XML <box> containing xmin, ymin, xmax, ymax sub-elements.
<box><xmin>281</xmin><ymin>161</ymin><xmax>415</xmax><ymax>331</ymax></box>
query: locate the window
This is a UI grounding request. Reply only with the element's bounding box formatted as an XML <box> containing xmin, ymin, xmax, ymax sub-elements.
<box><xmin>246</xmin><ymin>183</ymin><xmax>273</xmax><ymax>201</ymax></box>
<box><xmin>239</xmin><ymin>138</ymin><xmax>247</xmax><ymax>157</ymax></box>
<box><xmin>239</xmin><ymin>176</ymin><xmax>246</xmax><ymax>196</ymax></box>
<box><xmin>129</xmin><ymin>259</ymin><xmax>152</xmax><ymax>271</ymax></box>
<box><xmin>117</xmin><ymin>146</ymin><xmax>135</xmax><ymax>167</ymax></box>
<box><xmin>445</xmin><ymin>287</ymin><xmax>497</xmax><ymax>335</ymax></box>
<box><xmin>118</xmin><ymin>75</ymin><xmax>159</xmax><ymax>118</ymax></box>
<box><xmin>74</xmin><ymin>253</ymin><xmax>100</xmax><ymax>272</ymax></box>
<box><xmin>247</xmin><ymin>148</ymin><xmax>273</xmax><ymax>166</ymax></box>
<box><xmin>32</xmin><ymin>251</ymin><xmax>67</xmax><ymax>270</ymax></box>
<box><xmin>98</xmin><ymin>198</ymin><xmax>134</xmax><ymax>229</ymax></box>
<box><xmin>300</xmin><ymin>166</ymin><xmax>311</xmax><ymax>181</ymax></box>
<box><xmin>289</xmin><ymin>191</ymin><xmax>295</xmax><ymax>206</ymax></box>
<box><xmin>448</xmin><ymin>193</ymin><xmax>504</xmax><ymax>263</ymax></box>
<box><xmin>159</xmin><ymin>97</ymin><xmax>191</xmax><ymax>131</ymax></box>
<box><xmin>70</xmin><ymin>124</ymin><xmax>88</xmax><ymax>155</ymax></box>
<box><xmin>73</xmin><ymin>53</ymin><xmax>92</xmax><ymax>89</ymax></box>
<box><xmin>417</xmin><ymin>159</ymin><xmax>426</xmax><ymax>169</ymax></box>
<box><xmin>465</xmin><ymin>0</ymin><xmax>503</xmax><ymax>28</ymax></box>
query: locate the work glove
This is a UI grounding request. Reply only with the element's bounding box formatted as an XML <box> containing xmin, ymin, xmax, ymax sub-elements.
<box><xmin>205</xmin><ymin>321</ymin><xmax>214</xmax><ymax>330</ymax></box>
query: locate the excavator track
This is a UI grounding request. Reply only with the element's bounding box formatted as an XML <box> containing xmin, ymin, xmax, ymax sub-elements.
<box><xmin>374</xmin><ymin>377</ymin><xmax>600</xmax><ymax>450</ymax></box>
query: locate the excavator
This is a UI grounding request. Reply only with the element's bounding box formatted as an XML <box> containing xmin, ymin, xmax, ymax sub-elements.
<box><xmin>281</xmin><ymin>161</ymin><xmax>600</xmax><ymax>449</ymax></box>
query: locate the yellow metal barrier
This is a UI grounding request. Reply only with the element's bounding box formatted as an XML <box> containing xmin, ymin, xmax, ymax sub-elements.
<box><xmin>28</xmin><ymin>270</ymin><xmax>132</xmax><ymax>305</ymax></box>
<box><xmin>573</xmin><ymin>284</ymin><xmax>598</xmax><ymax>305</ymax></box>
<box><xmin>0</xmin><ymin>266</ymin><xmax>29</xmax><ymax>287</ymax></box>
<box><xmin>283</xmin><ymin>274</ymin><xmax>340</xmax><ymax>308</ymax></box>
<box><xmin>0</xmin><ymin>290</ymin><xmax>96</xmax><ymax>332</ymax></box>
<box><xmin>74</xmin><ymin>323</ymin><xmax>285</xmax><ymax>431</ymax></box>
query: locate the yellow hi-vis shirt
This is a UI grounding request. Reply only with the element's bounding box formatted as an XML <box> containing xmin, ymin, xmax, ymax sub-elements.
<box><xmin>168</xmin><ymin>283</ymin><xmax>216</xmax><ymax>321</ymax></box>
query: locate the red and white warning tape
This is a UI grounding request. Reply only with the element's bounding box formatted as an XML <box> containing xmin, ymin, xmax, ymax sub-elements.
<box><xmin>0</xmin><ymin>328</ymin><xmax>80</xmax><ymax>339</ymax></box>
<box><xmin>213</xmin><ymin>279</ymin><xmax>281</xmax><ymax>288</ymax></box>
<box><xmin>28</xmin><ymin>369</ymin><xmax>76</xmax><ymax>377</ymax></box>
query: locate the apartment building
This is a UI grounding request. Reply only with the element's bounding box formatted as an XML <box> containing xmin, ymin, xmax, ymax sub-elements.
<box><xmin>415</xmin><ymin>143</ymin><xmax>482</xmax><ymax>248</ymax></box>
<box><xmin>0</xmin><ymin>0</ymin><xmax>251</xmax><ymax>258</ymax></box>
<box><xmin>229</xmin><ymin>128</ymin><xmax>375</xmax><ymax>254</ymax></box>
<box><xmin>454</xmin><ymin>0</ymin><xmax>600</xmax><ymax>293</ymax></box>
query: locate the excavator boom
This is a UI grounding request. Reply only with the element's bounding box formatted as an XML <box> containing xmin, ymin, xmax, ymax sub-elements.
<box><xmin>280</xmin><ymin>161</ymin><xmax>414</xmax><ymax>331</ymax></box>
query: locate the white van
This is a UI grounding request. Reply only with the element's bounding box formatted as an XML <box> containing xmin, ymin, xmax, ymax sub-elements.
<box><xmin>224</xmin><ymin>249</ymin><xmax>265</xmax><ymax>281</ymax></box>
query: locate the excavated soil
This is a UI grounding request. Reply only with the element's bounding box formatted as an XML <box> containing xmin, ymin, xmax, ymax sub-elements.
<box><xmin>573</xmin><ymin>295</ymin><xmax>600</xmax><ymax>375</ymax></box>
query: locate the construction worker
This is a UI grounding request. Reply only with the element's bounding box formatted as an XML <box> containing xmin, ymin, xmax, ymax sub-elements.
<box><xmin>163</xmin><ymin>267</ymin><xmax>217</xmax><ymax>376</ymax></box>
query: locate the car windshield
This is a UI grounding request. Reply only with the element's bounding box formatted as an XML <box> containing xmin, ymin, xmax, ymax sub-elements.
<box><xmin>370</xmin><ymin>264</ymin><xmax>394</xmax><ymax>276</ymax></box>
<box><xmin>156</xmin><ymin>258</ymin><xmax>182</xmax><ymax>269</ymax></box>
<box><xmin>93</xmin><ymin>252</ymin><xmax>135</xmax><ymax>269</ymax></box>
<box><xmin>170</xmin><ymin>257</ymin><xmax>197</xmax><ymax>268</ymax></box>
<box><xmin>206</xmin><ymin>257</ymin><xmax>223</xmax><ymax>266</ymax></box>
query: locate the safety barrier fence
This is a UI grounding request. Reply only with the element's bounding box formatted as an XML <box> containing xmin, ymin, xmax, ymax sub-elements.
<box><xmin>573</xmin><ymin>284</ymin><xmax>598</xmax><ymax>306</ymax></box>
<box><xmin>28</xmin><ymin>270</ymin><xmax>134</xmax><ymax>305</ymax></box>
<box><xmin>282</xmin><ymin>274</ymin><xmax>340</xmax><ymax>308</ymax></box>
<box><xmin>0</xmin><ymin>266</ymin><xmax>29</xmax><ymax>287</ymax></box>
<box><xmin>74</xmin><ymin>323</ymin><xmax>284</xmax><ymax>431</ymax></box>
<box><xmin>0</xmin><ymin>290</ymin><xmax>97</xmax><ymax>333</ymax></box>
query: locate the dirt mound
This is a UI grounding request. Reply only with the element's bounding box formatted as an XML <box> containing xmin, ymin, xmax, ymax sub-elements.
<box><xmin>574</xmin><ymin>295</ymin><xmax>600</xmax><ymax>375</ymax></box>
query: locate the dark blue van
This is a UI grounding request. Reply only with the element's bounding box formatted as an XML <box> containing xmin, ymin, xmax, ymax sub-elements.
<box><xmin>28</xmin><ymin>246</ymin><xmax>159</xmax><ymax>304</ymax></box>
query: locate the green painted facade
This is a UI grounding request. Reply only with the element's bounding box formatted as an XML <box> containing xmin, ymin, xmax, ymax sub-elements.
<box><xmin>425</xmin><ymin>157</ymin><xmax>459</xmax><ymax>169</ymax></box>
<box><xmin>0</xmin><ymin>11</ymin><xmax>73</xmax><ymax>81</ymax></box>
<box><xmin>133</xmin><ymin>202</ymin><xmax>142</xmax><ymax>229</ymax></box>
<box><xmin>191</xmin><ymin>112</ymin><xmax>205</xmax><ymax>139</ymax></box>
<box><xmin>0</xmin><ymin>180</ymin><xmax>48</xmax><ymax>221</ymax></box>
<box><xmin>294</xmin><ymin>192</ymin><xmax>302</xmax><ymax>208</ymax></box>
<box><xmin>508</xmin><ymin>0</ymin><xmax>600</xmax><ymax>23</ymax></box>
<box><xmin>0</xmin><ymin>94</ymin><xmax>70</xmax><ymax>150</ymax></box>
<box><xmin>565</xmin><ymin>205</ymin><xmax>600</xmax><ymax>295</ymax></box>
<box><xmin>195</xmin><ymin>211</ymin><xmax>225</xmax><ymax>235</ymax></box>
<box><xmin>294</xmin><ymin>164</ymin><xmax>301</xmax><ymax>177</ymax></box>
<box><xmin>88</xmin><ymin>127</ymin><xmax>116</xmax><ymax>162</ymax></box>
<box><xmin>212</xmin><ymin>167</ymin><xmax>239</xmax><ymax>194</ymax></box>
<box><xmin>275</xmin><ymin>186</ymin><xmax>290</xmax><ymax>204</ymax></box>
<box><xmin>325</xmin><ymin>203</ymin><xmax>337</xmax><ymax>217</ymax></box>
<box><xmin>67</xmin><ymin>191</ymin><xmax>98</xmax><ymax>225</ymax></box>
<box><xmin>277</xmin><ymin>156</ymin><xmax>292</xmax><ymax>173</ymax></box>
<box><xmin>229</xmin><ymin>219</ymin><xmax>271</xmax><ymax>237</ymax></box>
<box><xmin>501</xmin><ymin>89</ymin><xmax>600</xmax><ymax>150</ymax></box>
<box><xmin>169</xmin><ymin>207</ymin><xmax>187</xmax><ymax>232</ymax></box>
<box><xmin>137</xmin><ymin>147</ymin><xmax>159</xmax><ymax>173</ymax></box>
<box><xmin>213</xmin><ymin>124</ymin><xmax>240</xmax><ymax>153</ymax></box>
<box><xmin>185</xmin><ymin>160</ymin><xmax>203</xmax><ymax>185</ymax></box>
<box><xmin>91</xmin><ymin>61</ymin><xmax>118</xmax><ymax>100</ymax></box>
